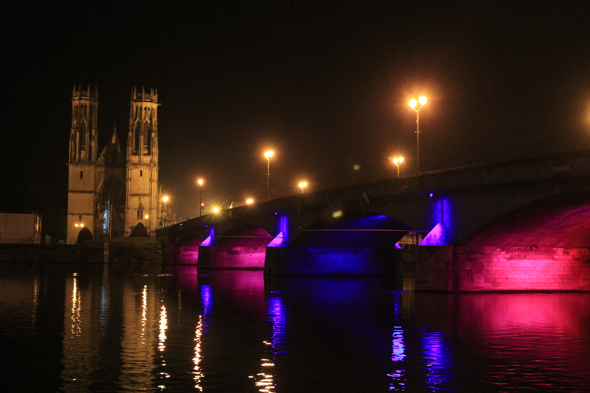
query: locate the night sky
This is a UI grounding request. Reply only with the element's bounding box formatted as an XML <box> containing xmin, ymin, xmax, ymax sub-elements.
<box><xmin>3</xmin><ymin>2</ymin><xmax>590</xmax><ymax>234</ymax></box>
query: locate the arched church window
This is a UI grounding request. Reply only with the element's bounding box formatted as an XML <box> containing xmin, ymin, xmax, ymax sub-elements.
<box><xmin>80</xmin><ymin>122</ymin><xmax>86</xmax><ymax>150</ymax></box>
<box><xmin>134</xmin><ymin>123</ymin><xmax>140</xmax><ymax>153</ymax></box>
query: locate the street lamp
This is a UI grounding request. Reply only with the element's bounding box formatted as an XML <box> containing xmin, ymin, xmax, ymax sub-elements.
<box><xmin>213</xmin><ymin>207</ymin><xmax>219</xmax><ymax>213</ymax></box>
<box><xmin>265</xmin><ymin>150</ymin><xmax>274</xmax><ymax>202</ymax></box>
<box><xmin>247</xmin><ymin>198</ymin><xmax>254</xmax><ymax>205</ymax></box>
<box><xmin>409</xmin><ymin>95</ymin><xmax>427</xmax><ymax>176</ymax></box>
<box><xmin>162</xmin><ymin>196</ymin><xmax>168</xmax><ymax>226</ymax></box>
<box><xmin>392</xmin><ymin>156</ymin><xmax>404</xmax><ymax>177</ymax></box>
<box><xmin>299</xmin><ymin>181</ymin><xmax>307</xmax><ymax>194</ymax></box>
<box><xmin>198</xmin><ymin>179</ymin><xmax>204</xmax><ymax>217</ymax></box>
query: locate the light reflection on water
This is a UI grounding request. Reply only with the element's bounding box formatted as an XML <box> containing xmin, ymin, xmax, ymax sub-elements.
<box><xmin>0</xmin><ymin>265</ymin><xmax>589</xmax><ymax>392</ymax></box>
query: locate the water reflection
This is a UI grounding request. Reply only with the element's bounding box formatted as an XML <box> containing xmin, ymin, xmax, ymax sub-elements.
<box><xmin>192</xmin><ymin>284</ymin><xmax>211</xmax><ymax>391</ymax></box>
<box><xmin>421</xmin><ymin>330</ymin><xmax>452</xmax><ymax>390</ymax></box>
<box><xmin>389</xmin><ymin>291</ymin><xmax>406</xmax><ymax>391</ymax></box>
<box><xmin>250</xmin><ymin>291</ymin><xmax>286</xmax><ymax>392</ymax></box>
<box><xmin>1</xmin><ymin>265</ymin><xmax>590</xmax><ymax>392</ymax></box>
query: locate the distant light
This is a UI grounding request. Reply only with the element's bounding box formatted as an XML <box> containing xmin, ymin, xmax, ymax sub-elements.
<box><xmin>409</xmin><ymin>98</ymin><xmax>417</xmax><ymax>109</ymax></box>
<box><xmin>265</xmin><ymin>150</ymin><xmax>274</xmax><ymax>159</ymax></box>
<box><xmin>75</xmin><ymin>223</ymin><xmax>79</xmax><ymax>227</ymax></box>
<box><xmin>213</xmin><ymin>207</ymin><xmax>219</xmax><ymax>213</ymax></box>
<box><xmin>430</xmin><ymin>193</ymin><xmax>433</xmax><ymax>198</ymax></box>
<box><xmin>353</xmin><ymin>164</ymin><xmax>360</xmax><ymax>171</ymax></box>
<box><xmin>419</xmin><ymin>96</ymin><xmax>427</xmax><ymax>106</ymax></box>
<box><xmin>332</xmin><ymin>210</ymin><xmax>343</xmax><ymax>218</ymax></box>
<box><xmin>200</xmin><ymin>202</ymin><xmax>205</xmax><ymax>207</ymax></box>
<box><xmin>299</xmin><ymin>181</ymin><xmax>307</xmax><ymax>193</ymax></box>
<box><xmin>274</xmin><ymin>212</ymin><xmax>278</xmax><ymax>215</ymax></box>
<box><xmin>163</xmin><ymin>196</ymin><xmax>169</xmax><ymax>202</ymax></box>
<box><xmin>247</xmin><ymin>198</ymin><xmax>253</xmax><ymax>204</ymax></box>
<box><xmin>145</xmin><ymin>215</ymin><xmax>149</xmax><ymax>219</ymax></box>
<box><xmin>198</xmin><ymin>179</ymin><xmax>203</xmax><ymax>186</ymax></box>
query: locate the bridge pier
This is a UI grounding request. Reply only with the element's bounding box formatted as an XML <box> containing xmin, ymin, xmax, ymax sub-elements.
<box><xmin>264</xmin><ymin>246</ymin><xmax>399</xmax><ymax>276</ymax></box>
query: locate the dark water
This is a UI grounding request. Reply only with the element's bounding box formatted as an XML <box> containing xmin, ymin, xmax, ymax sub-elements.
<box><xmin>1</xmin><ymin>264</ymin><xmax>590</xmax><ymax>392</ymax></box>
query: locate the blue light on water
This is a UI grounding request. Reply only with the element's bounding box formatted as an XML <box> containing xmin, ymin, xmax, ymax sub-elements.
<box><xmin>267</xmin><ymin>294</ymin><xmax>286</xmax><ymax>355</ymax></box>
<box><xmin>200</xmin><ymin>285</ymin><xmax>212</xmax><ymax>322</ymax></box>
<box><xmin>421</xmin><ymin>330</ymin><xmax>452</xmax><ymax>390</ymax></box>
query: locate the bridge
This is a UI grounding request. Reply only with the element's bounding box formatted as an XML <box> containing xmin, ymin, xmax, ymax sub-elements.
<box><xmin>158</xmin><ymin>150</ymin><xmax>590</xmax><ymax>292</ymax></box>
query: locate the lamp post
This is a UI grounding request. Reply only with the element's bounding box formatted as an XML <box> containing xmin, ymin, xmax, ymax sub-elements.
<box><xmin>392</xmin><ymin>156</ymin><xmax>404</xmax><ymax>177</ymax></box>
<box><xmin>162</xmin><ymin>196</ymin><xmax>168</xmax><ymax>227</ymax></box>
<box><xmin>409</xmin><ymin>95</ymin><xmax>427</xmax><ymax>176</ymax></box>
<box><xmin>299</xmin><ymin>181</ymin><xmax>307</xmax><ymax>194</ymax></box>
<box><xmin>198</xmin><ymin>179</ymin><xmax>204</xmax><ymax>217</ymax></box>
<box><xmin>265</xmin><ymin>150</ymin><xmax>274</xmax><ymax>202</ymax></box>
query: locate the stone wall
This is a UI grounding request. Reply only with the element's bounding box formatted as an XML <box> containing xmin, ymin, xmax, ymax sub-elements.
<box><xmin>415</xmin><ymin>245</ymin><xmax>590</xmax><ymax>291</ymax></box>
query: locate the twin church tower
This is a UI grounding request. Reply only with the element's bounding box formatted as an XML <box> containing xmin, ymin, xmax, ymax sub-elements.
<box><xmin>67</xmin><ymin>85</ymin><xmax>162</xmax><ymax>244</ymax></box>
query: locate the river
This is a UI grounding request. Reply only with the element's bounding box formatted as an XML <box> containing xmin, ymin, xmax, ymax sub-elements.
<box><xmin>1</xmin><ymin>263</ymin><xmax>589</xmax><ymax>392</ymax></box>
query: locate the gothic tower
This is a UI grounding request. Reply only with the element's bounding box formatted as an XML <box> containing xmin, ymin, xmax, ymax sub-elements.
<box><xmin>67</xmin><ymin>85</ymin><xmax>99</xmax><ymax>244</ymax></box>
<box><xmin>126</xmin><ymin>87</ymin><xmax>160</xmax><ymax>236</ymax></box>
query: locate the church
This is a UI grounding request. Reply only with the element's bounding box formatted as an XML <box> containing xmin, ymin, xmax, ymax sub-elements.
<box><xmin>66</xmin><ymin>85</ymin><xmax>162</xmax><ymax>244</ymax></box>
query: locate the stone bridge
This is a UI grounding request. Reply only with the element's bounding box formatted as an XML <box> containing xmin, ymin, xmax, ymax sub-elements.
<box><xmin>158</xmin><ymin>150</ymin><xmax>590</xmax><ymax>291</ymax></box>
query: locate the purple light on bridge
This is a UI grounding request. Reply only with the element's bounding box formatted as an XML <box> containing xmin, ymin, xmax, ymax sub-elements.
<box><xmin>268</xmin><ymin>214</ymin><xmax>289</xmax><ymax>247</ymax></box>
<box><xmin>419</xmin><ymin>222</ymin><xmax>452</xmax><ymax>246</ymax></box>
<box><xmin>200</xmin><ymin>227</ymin><xmax>215</xmax><ymax>247</ymax></box>
<box><xmin>267</xmin><ymin>232</ymin><xmax>285</xmax><ymax>247</ymax></box>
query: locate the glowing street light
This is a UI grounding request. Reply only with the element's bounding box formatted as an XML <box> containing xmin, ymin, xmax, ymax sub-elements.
<box><xmin>299</xmin><ymin>181</ymin><xmax>307</xmax><ymax>194</ymax></box>
<box><xmin>409</xmin><ymin>95</ymin><xmax>427</xmax><ymax>176</ymax></box>
<box><xmin>162</xmin><ymin>196</ymin><xmax>169</xmax><ymax>227</ymax></box>
<box><xmin>265</xmin><ymin>150</ymin><xmax>274</xmax><ymax>202</ymax></box>
<box><xmin>392</xmin><ymin>156</ymin><xmax>404</xmax><ymax>177</ymax></box>
<box><xmin>74</xmin><ymin>222</ymin><xmax>84</xmax><ymax>242</ymax></box>
<box><xmin>213</xmin><ymin>207</ymin><xmax>219</xmax><ymax>213</ymax></box>
<box><xmin>246</xmin><ymin>198</ymin><xmax>254</xmax><ymax>205</ymax></box>
<box><xmin>198</xmin><ymin>179</ymin><xmax>204</xmax><ymax>217</ymax></box>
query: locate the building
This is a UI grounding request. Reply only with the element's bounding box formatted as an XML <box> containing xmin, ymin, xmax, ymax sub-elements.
<box><xmin>0</xmin><ymin>213</ymin><xmax>42</xmax><ymax>244</ymax></box>
<box><xmin>67</xmin><ymin>85</ymin><xmax>162</xmax><ymax>244</ymax></box>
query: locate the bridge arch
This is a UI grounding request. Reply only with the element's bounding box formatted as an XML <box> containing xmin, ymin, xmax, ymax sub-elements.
<box><xmin>292</xmin><ymin>213</ymin><xmax>412</xmax><ymax>249</ymax></box>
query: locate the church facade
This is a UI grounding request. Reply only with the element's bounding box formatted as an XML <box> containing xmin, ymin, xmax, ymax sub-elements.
<box><xmin>66</xmin><ymin>85</ymin><xmax>162</xmax><ymax>244</ymax></box>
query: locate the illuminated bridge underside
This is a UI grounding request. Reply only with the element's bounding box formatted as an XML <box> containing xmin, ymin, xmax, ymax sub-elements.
<box><xmin>198</xmin><ymin>226</ymin><xmax>273</xmax><ymax>269</ymax></box>
<box><xmin>268</xmin><ymin>214</ymin><xmax>408</xmax><ymax>276</ymax></box>
<box><xmin>465</xmin><ymin>192</ymin><xmax>590</xmax><ymax>248</ymax></box>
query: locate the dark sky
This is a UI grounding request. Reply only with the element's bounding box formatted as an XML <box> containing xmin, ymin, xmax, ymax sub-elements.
<box><xmin>3</xmin><ymin>2</ymin><xmax>590</xmax><ymax>228</ymax></box>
